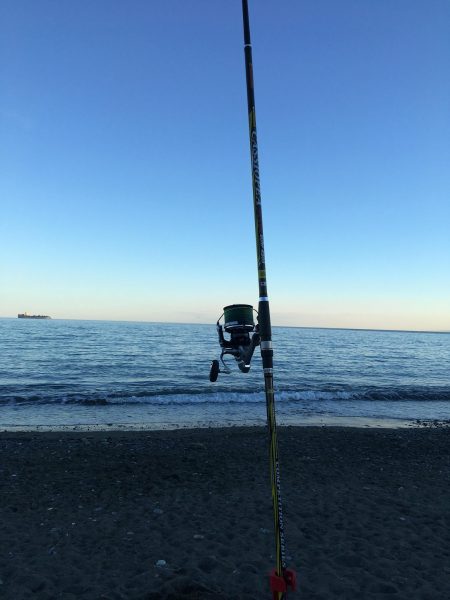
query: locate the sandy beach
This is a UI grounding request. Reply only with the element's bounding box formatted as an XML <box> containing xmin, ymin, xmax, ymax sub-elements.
<box><xmin>1</xmin><ymin>425</ymin><xmax>449</xmax><ymax>599</ymax></box>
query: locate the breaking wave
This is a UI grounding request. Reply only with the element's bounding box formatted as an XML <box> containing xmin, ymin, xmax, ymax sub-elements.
<box><xmin>2</xmin><ymin>387</ymin><xmax>449</xmax><ymax>406</ymax></box>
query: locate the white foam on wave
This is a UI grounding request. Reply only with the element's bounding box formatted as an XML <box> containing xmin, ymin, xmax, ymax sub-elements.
<box><xmin>104</xmin><ymin>389</ymin><xmax>356</xmax><ymax>406</ymax></box>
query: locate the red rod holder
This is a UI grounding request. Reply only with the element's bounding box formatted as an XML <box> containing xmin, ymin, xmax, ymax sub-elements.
<box><xmin>269</xmin><ymin>568</ymin><xmax>297</xmax><ymax>598</ymax></box>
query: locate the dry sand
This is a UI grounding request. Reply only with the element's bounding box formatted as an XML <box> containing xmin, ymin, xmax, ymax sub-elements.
<box><xmin>1</xmin><ymin>426</ymin><xmax>449</xmax><ymax>599</ymax></box>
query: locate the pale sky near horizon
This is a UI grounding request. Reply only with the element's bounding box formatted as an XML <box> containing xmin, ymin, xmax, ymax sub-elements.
<box><xmin>1</xmin><ymin>1</ymin><xmax>449</xmax><ymax>331</ymax></box>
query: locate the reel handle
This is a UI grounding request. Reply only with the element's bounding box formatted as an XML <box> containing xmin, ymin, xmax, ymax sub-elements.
<box><xmin>209</xmin><ymin>360</ymin><xmax>220</xmax><ymax>382</ymax></box>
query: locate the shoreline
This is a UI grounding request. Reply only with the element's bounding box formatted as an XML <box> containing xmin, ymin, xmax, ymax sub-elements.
<box><xmin>1</xmin><ymin>415</ymin><xmax>449</xmax><ymax>433</ymax></box>
<box><xmin>1</xmin><ymin>426</ymin><xmax>449</xmax><ymax>599</ymax></box>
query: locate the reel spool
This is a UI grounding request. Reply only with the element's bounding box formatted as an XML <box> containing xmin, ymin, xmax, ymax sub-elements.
<box><xmin>209</xmin><ymin>303</ymin><xmax>260</xmax><ymax>382</ymax></box>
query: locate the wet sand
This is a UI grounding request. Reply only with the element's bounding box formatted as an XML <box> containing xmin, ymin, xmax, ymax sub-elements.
<box><xmin>1</xmin><ymin>426</ymin><xmax>449</xmax><ymax>599</ymax></box>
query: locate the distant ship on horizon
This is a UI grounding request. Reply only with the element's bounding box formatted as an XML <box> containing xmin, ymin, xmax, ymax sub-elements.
<box><xmin>18</xmin><ymin>313</ymin><xmax>51</xmax><ymax>319</ymax></box>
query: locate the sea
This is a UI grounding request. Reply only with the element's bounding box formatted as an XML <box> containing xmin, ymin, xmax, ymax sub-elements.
<box><xmin>1</xmin><ymin>318</ymin><xmax>449</xmax><ymax>431</ymax></box>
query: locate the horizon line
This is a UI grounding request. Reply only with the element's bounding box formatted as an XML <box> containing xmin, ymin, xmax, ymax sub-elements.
<box><xmin>1</xmin><ymin>315</ymin><xmax>449</xmax><ymax>335</ymax></box>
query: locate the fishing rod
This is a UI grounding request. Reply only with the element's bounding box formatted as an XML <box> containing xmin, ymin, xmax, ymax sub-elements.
<box><xmin>209</xmin><ymin>1</ymin><xmax>296</xmax><ymax>597</ymax></box>
<box><xmin>241</xmin><ymin>2</ymin><xmax>296</xmax><ymax>597</ymax></box>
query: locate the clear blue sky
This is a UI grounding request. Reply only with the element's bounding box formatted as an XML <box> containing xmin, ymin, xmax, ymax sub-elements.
<box><xmin>1</xmin><ymin>0</ymin><xmax>449</xmax><ymax>330</ymax></box>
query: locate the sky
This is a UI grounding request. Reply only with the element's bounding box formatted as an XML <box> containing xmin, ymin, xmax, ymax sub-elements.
<box><xmin>1</xmin><ymin>0</ymin><xmax>449</xmax><ymax>330</ymax></box>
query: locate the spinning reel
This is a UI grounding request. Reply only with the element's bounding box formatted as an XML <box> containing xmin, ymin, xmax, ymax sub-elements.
<box><xmin>209</xmin><ymin>304</ymin><xmax>260</xmax><ymax>382</ymax></box>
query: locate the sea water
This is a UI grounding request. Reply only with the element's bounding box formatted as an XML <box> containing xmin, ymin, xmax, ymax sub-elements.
<box><xmin>0</xmin><ymin>318</ymin><xmax>449</xmax><ymax>430</ymax></box>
